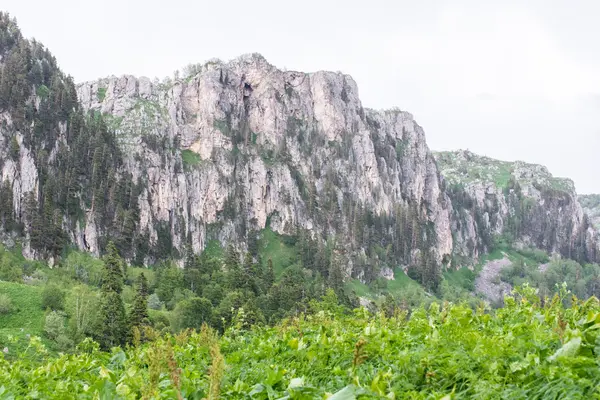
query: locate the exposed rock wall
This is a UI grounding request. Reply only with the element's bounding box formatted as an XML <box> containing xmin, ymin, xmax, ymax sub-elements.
<box><xmin>579</xmin><ymin>194</ymin><xmax>600</xmax><ymax>230</ymax></box>
<box><xmin>76</xmin><ymin>54</ymin><xmax>455</xmax><ymax>273</ymax></box>
<box><xmin>1</xmin><ymin>37</ymin><xmax>596</xmax><ymax>277</ymax></box>
<box><xmin>436</xmin><ymin>150</ymin><xmax>598</xmax><ymax>264</ymax></box>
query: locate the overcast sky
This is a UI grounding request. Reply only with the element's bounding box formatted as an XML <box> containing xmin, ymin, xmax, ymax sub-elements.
<box><xmin>4</xmin><ymin>0</ymin><xmax>599</xmax><ymax>193</ymax></box>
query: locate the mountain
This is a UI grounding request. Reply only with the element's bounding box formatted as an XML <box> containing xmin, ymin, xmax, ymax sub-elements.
<box><xmin>435</xmin><ymin>150</ymin><xmax>598</xmax><ymax>263</ymax></box>
<box><xmin>75</xmin><ymin>55</ymin><xmax>460</xmax><ymax>283</ymax></box>
<box><xmin>579</xmin><ymin>194</ymin><xmax>600</xmax><ymax>230</ymax></box>
<box><xmin>0</xmin><ymin>12</ymin><xmax>597</xmax><ymax>288</ymax></box>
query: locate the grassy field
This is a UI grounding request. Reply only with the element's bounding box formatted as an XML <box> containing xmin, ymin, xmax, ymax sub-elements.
<box><xmin>0</xmin><ymin>281</ymin><xmax>50</xmax><ymax>355</ymax></box>
<box><xmin>443</xmin><ymin>266</ymin><xmax>477</xmax><ymax>292</ymax></box>
<box><xmin>258</xmin><ymin>228</ymin><xmax>298</xmax><ymax>276</ymax></box>
<box><xmin>346</xmin><ymin>268</ymin><xmax>425</xmax><ymax>300</ymax></box>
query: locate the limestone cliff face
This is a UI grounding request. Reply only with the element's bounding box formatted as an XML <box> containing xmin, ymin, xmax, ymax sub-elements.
<box><xmin>436</xmin><ymin>150</ymin><xmax>599</xmax><ymax>263</ymax></box>
<box><xmin>75</xmin><ymin>54</ymin><xmax>454</xmax><ymax>274</ymax></box>
<box><xmin>579</xmin><ymin>195</ymin><xmax>600</xmax><ymax>231</ymax></box>
<box><xmin>1</xmin><ymin>38</ymin><xmax>595</xmax><ymax>277</ymax></box>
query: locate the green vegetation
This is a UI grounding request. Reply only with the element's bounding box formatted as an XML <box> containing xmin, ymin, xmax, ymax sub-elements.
<box><xmin>0</xmin><ymin>281</ymin><xmax>47</xmax><ymax>353</ymax></box>
<box><xmin>181</xmin><ymin>149</ymin><xmax>202</xmax><ymax>169</ymax></box>
<box><xmin>500</xmin><ymin>256</ymin><xmax>600</xmax><ymax>301</ymax></box>
<box><xmin>434</xmin><ymin>150</ymin><xmax>574</xmax><ymax>191</ymax></box>
<box><xmin>36</xmin><ymin>84</ymin><xmax>50</xmax><ymax>99</ymax></box>
<box><xmin>435</xmin><ymin>150</ymin><xmax>515</xmax><ymax>187</ymax></box>
<box><xmin>258</xmin><ymin>228</ymin><xmax>297</xmax><ymax>276</ymax></box>
<box><xmin>96</xmin><ymin>87</ymin><xmax>107</xmax><ymax>102</ymax></box>
<box><xmin>2</xmin><ymin>285</ymin><xmax>600</xmax><ymax>398</ymax></box>
<box><xmin>103</xmin><ymin>114</ymin><xmax>124</xmax><ymax>131</ymax></box>
<box><xmin>443</xmin><ymin>266</ymin><xmax>476</xmax><ymax>292</ymax></box>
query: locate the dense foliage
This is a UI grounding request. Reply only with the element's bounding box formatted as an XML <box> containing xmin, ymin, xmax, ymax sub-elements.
<box><xmin>0</xmin><ymin>12</ymin><xmax>141</xmax><ymax>260</ymax></box>
<box><xmin>1</xmin><ymin>285</ymin><xmax>600</xmax><ymax>398</ymax></box>
<box><xmin>501</xmin><ymin>256</ymin><xmax>600</xmax><ymax>301</ymax></box>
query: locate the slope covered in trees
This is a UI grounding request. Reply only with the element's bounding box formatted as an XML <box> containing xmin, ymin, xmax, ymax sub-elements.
<box><xmin>0</xmin><ymin>12</ymin><xmax>141</xmax><ymax>261</ymax></box>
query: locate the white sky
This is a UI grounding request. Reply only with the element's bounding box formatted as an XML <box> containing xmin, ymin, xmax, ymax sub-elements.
<box><xmin>4</xmin><ymin>0</ymin><xmax>599</xmax><ymax>193</ymax></box>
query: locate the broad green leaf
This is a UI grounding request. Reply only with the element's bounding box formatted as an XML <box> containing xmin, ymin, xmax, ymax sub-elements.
<box><xmin>549</xmin><ymin>337</ymin><xmax>582</xmax><ymax>361</ymax></box>
<box><xmin>327</xmin><ymin>385</ymin><xmax>356</xmax><ymax>400</ymax></box>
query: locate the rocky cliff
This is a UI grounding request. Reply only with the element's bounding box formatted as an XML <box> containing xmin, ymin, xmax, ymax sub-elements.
<box><xmin>0</xmin><ymin>11</ymin><xmax>596</xmax><ymax>283</ymax></box>
<box><xmin>75</xmin><ymin>54</ymin><xmax>455</xmax><ymax>277</ymax></box>
<box><xmin>579</xmin><ymin>194</ymin><xmax>600</xmax><ymax>230</ymax></box>
<box><xmin>435</xmin><ymin>150</ymin><xmax>598</xmax><ymax>264</ymax></box>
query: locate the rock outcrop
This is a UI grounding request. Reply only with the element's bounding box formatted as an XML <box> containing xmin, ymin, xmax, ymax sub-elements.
<box><xmin>75</xmin><ymin>54</ymin><xmax>455</xmax><ymax>275</ymax></box>
<box><xmin>579</xmin><ymin>195</ymin><xmax>600</xmax><ymax>230</ymax></box>
<box><xmin>436</xmin><ymin>150</ymin><xmax>598</xmax><ymax>264</ymax></box>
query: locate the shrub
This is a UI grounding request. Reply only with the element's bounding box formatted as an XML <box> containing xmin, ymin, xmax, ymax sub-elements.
<box><xmin>55</xmin><ymin>334</ymin><xmax>74</xmax><ymax>352</ymax></box>
<box><xmin>0</xmin><ymin>294</ymin><xmax>13</xmax><ymax>314</ymax></box>
<box><xmin>96</xmin><ymin>87</ymin><xmax>107</xmax><ymax>102</ymax></box>
<box><xmin>44</xmin><ymin>311</ymin><xmax>66</xmax><ymax>340</ymax></box>
<box><xmin>148</xmin><ymin>293</ymin><xmax>163</xmax><ymax>310</ymax></box>
<box><xmin>149</xmin><ymin>310</ymin><xmax>171</xmax><ymax>333</ymax></box>
<box><xmin>42</xmin><ymin>284</ymin><xmax>65</xmax><ymax>311</ymax></box>
<box><xmin>171</xmin><ymin>297</ymin><xmax>213</xmax><ymax>332</ymax></box>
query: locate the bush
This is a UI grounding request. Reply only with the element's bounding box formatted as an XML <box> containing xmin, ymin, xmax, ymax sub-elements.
<box><xmin>148</xmin><ymin>293</ymin><xmax>163</xmax><ymax>310</ymax></box>
<box><xmin>55</xmin><ymin>334</ymin><xmax>74</xmax><ymax>352</ymax></box>
<box><xmin>42</xmin><ymin>284</ymin><xmax>65</xmax><ymax>311</ymax></box>
<box><xmin>172</xmin><ymin>297</ymin><xmax>213</xmax><ymax>332</ymax></box>
<box><xmin>0</xmin><ymin>294</ymin><xmax>13</xmax><ymax>314</ymax></box>
<box><xmin>517</xmin><ymin>247</ymin><xmax>550</xmax><ymax>264</ymax></box>
<box><xmin>149</xmin><ymin>310</ymin><xmax>171</xmax><ymax>333</ymax></box>
<box><xmin>44</xmin><ymin>311</ymin><xmax>66</xmax><ymax>340</ymax></box>
<box><xmin>0</xmin><ymin>245</ymin><xmax>23</xmax><ymax>282</ymax></box>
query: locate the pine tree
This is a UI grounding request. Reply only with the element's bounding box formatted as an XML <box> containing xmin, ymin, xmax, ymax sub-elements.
<box><xmin>225</xmin><ymin>244</ymin><xmax>244</xmax><ymax>289</ymax></box>
<box><xmin>243</xmin><ymin>252</ymin><xmax>259</xmax><ymax>293</ymax></box>
<box><xmin>102</xmin><ymin>242</ymin><xmax>124</xmax><ymax>293</ymax></box>
<box><xmin>97</xmin><ymin>241</ymin><xmax>127</xmax><ymax>349</ymax></box>
<box><xmin>264</xmin><ymin>258</ymin><xmax>275</xmax><ymax>289</ymax></box>
<box><xmin>184</xmin><ymin>247</ymin><xmax>203</xmax><ymax>294</ymax></box>
<box><xmin>327</xmin><ymin>250</ymin><xmax>344</xmax><ymax>296</ymax></box>
<box><xmin>420</xmin><ymin>248</ymin><xmax>442</xmax><ymax>293</ymax></box>
<box><xmin>129</xmin><ymin>272</ymin><xmax>150</xmax><ymax>341</ymax></box>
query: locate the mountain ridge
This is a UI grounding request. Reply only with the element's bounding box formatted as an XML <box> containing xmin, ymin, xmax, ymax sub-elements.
<box><xmin>0</xmin><ymin>12</ymin><xmax>597</xmax><ymax>290</ymax></box>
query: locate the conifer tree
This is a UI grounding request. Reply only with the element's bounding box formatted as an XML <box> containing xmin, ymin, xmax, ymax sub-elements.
<box><xmin>129</xmin><ymin>272</ymin><xmax>150</xmax><ymax>341</ymax></box>
<box><xmin>420</xmin><ymin>248</ymin><xmax>441</xmax><ymax>293</ymax></box>
<box><xmin>97</xmin><ymin>241</ymin><xmax>127</xmax><ymax>349</ymax></box>
<box><xmin>264</xmin><ymin>258</ymin><xmax>275</xmax><ymax>289</ymax></box>
<box><xmin>327</xmin><ymin>250</ymin><xmax>344</xmax><ymax>295</ymax></box>
<box><xmin>225</xmin><ymin>244</ymin><xmax>244</xmax><ymax>289</ymax></box>
<box><xmin>184</xmin><ymin>248</ymin><xmax>203</xmax><ymax>294</ymax></box>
